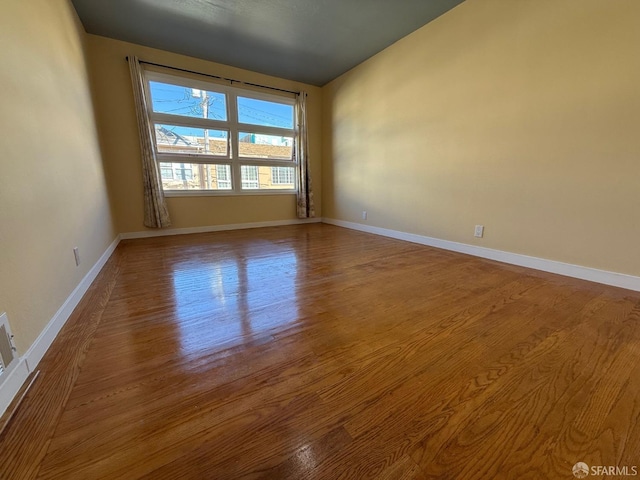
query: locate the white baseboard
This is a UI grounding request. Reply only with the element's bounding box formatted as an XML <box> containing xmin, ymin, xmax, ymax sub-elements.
<box><xmin>1</xmin><ymin>218</ymin><xmax>323</xmax><ymax>417</ymax></box>
<box><xmin>23</xmin><ymin>235</ymin><xmax>122</xmax><ymax>373</ymax></box>
<box><xmin>0</xmin><ymin>235</ymin><xmax>121</xmax><ymax>417</ymax></box>
<box><xmin>121</xmin><ymin>217</ymin><xmax>323</xmax><ymax>240</ymax></box>
<box><xmin>24</xmin><ymin>235</ymin><xmax>120</xmax><ymax>372</ymax></box>
<box><xmin>323</xmin><ymin>218</ymin><xmax>640</xmax><ymax>292</ymax></box>
<box><xmin>6</xmin><ymin>218</ymin><xmax>322</xmax><ymax>410</ymax></box>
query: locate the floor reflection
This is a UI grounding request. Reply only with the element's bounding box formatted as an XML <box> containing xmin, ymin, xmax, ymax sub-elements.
<box><xmin>170</xmin><ymin>246</ymin><xmax>299</xmax><ymax>355</ymax></box>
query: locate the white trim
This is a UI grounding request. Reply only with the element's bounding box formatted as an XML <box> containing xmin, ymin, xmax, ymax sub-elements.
<box><xmin>151</xmin><ymin>113</ymin><xmax>230</xmax><ymax>131</ymax></box>
<box><xmin>163</xmin><ymin>189</ymin><xmax>296</xmax><ymax>197</ymax></box>
<box><xmin>157</xmin><ymin>153</ymin><xmax>232</xmax><ymax>165</ymax></box>
<box><xmin>121</xmin><ymin>217</ymin><xmax>323</xmax><ymax>240</ymax></box>
<box><xmin>323</xmin><ymin>218</ymin><xmax>640</xmax><ymax>292</ymax></box>
<box><xmin>0</xmin><ymin>235</ymin><xmax>121</xmax><ymax>417</ymax></box>
<box><xmin>24</xmin><ymin>235</ymin><xmax>121</xmax><ymax>372</ymax></box>
<box><xmin>0</xmin><ymin>218</ymin><xmax>324</xmax><ymax>416</ymax></box>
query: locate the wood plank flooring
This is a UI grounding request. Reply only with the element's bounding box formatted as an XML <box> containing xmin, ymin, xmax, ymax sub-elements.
<box><xmin>1</xmin><ymin>224</ymin><xmax>639</xmax><ymax>479</ymax></box>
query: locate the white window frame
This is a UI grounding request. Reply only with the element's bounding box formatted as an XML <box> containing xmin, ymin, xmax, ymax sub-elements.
<box><xmin>143</xmin><ymin>70</ymin><xmax>298</xmax><ymax>196</ymax></box>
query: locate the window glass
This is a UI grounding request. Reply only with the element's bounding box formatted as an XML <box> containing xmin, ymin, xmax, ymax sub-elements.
<box><xmin>154</xmin><ymin>125</ymin><xmax>228</xmax><ymax>157</ymax></box>
<box><xmin>238</xmin><ymin>132</ymin><xmax>293</xmax><ymax>160</ymax></box>
<box><xmin>149</xmin><ymin>81</ymin><xmax>227</xmax><ymax>121</ymax></box>
<box><xmin>240</xmin><ymin>166</ymin><xmax>295</xmax><ymax>190</ymax></box>
<box><xmin>160</xmin><ymin>163</ymin><xmax>232</xmax><ymax>191</ymax></box>
<box><xmin>237</xmin><ymin>96</ymin><xmax>293</xmax><ymax>129</ymax></box>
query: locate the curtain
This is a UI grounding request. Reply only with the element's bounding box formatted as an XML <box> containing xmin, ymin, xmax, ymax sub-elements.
<box><xmin>294</xmin><ymin>92</ymin><xmax>315</xmax><ymax>219</ymax></box>
<box><xmin>128</xmin><ymin>55</ymin><xmax>171</xmax><ymax>228</ymax></box>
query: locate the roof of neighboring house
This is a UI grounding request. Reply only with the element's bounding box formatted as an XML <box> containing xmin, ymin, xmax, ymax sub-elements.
<box><xmin>157</xmin><ymin>137</ymin><xmax>292</xmax><ymax>160</ymax></box>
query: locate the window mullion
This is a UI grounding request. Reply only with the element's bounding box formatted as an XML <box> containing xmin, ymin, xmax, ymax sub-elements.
<box><xmin>150</xmin><ymin>113</ymin><xmax>229</xmax><ymax>130</ymax></box>
<box><xmin>228</xmin><ymin>92</ymin><xmax>241</xmax><ymax>191</ymax></box>
<box><xmin>157</xmin><ymin>154</ymin><xmax>232</xmax><ymax>165</ymax></box>
<box><xmin>236</xmin><ymin>124</ymin><xmax>294</xmax><ymax>137</ymax></box>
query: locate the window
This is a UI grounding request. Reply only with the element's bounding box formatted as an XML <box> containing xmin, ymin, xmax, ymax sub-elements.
<box><xmin>145</xmin><ymin>71</ymin><xmax>297</xmax><ymax>194</ymax></box>
<box><xmin>271</xmin><ymin>166</ymin><xmax>295</xmax><ymax>186</ymax></box>
<box><xmin>241</xmin><ymin>165</ymin><xmax>259</xmax><ymax>189</ymax></box>
<box><xmin>215</xmin><ymin>165</ymin><xmax>231</xmax><ymax>190</ymax></box>
<box><xmin>160</xmin><ymin>164</ymin><xmax>173</xmax><ymax>180</ymax></box>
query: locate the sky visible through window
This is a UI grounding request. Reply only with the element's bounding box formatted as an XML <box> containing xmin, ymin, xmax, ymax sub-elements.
<box><xmin>149</xmin><ymin>81</ymin><xmax>294</xmax><ymax>141</ymax></box>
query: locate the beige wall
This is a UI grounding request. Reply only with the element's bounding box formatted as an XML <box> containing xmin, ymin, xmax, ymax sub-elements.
<box><xmin>86</xmin><ymin>36</ymin><xmax>322</xmax><ymax>234</ymax></box>
<box><xmin>2</xmin><ymin>0</ymin><xmax>637</xmax><ymax>357</ymax></box>
<box><xmin>0</xmin><ymin>0</ymin><xmax>116</xmax><ymax>353</ymax></box>
<box><xmin>322</xmin><ymin>0</ymin><xmax>640</xmax><ymax>276</ymax></box>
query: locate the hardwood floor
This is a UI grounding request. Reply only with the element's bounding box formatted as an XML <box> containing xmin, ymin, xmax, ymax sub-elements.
<box><xmin>1</xmin><ymin>224</ymin><xmax>639</xmax><ymax>479</ymax></box>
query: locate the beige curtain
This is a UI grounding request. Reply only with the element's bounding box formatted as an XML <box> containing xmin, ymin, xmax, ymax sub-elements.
<box><xmin>128</xmin><ymin>55</ymin><xmax>171</xmax><ymax>228</ymax></box>
<box><xmin>294</xmin><ymin>92</ymin><xmax>315</xmax><ymax>219</ymax></box>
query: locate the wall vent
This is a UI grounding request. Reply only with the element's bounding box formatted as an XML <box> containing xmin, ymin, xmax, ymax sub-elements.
<box><xmin>0</xmin><ymin>313</ymin><xmax>17</xmax><ymax>378</ymax></box>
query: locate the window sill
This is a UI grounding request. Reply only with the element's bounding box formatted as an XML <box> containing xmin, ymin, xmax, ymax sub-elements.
<box><xmin>164</xmin><ymin>190</ymin><xmax>297</xmax><ymax>198</ymax></box>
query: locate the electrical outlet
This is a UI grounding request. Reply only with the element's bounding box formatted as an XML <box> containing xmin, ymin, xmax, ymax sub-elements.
<box><xmin>362</xmin><ymin>211</ymin><xmax>367</xmax><ymax>220</ymax></box>
<box><xmin>73</xmin><ymin>247</ymin><xmax>81</xmax><ymax>266</ymax></box>
<box><xmin>474</xmin><ymin>225</ymin><xmax>484</xmax><ymax>238</ymax></box>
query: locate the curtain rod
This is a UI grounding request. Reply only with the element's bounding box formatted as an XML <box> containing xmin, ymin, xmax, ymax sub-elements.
<box><xmin>125</xmin><ymin>56</ymin><xmax>301</xmax><ymax>96</ymax></box>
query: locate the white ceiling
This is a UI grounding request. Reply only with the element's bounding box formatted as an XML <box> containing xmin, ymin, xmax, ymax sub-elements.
<box><xmin>71</xmin><ymin>0</ymin><xmax>465</xmax><ymax>86</ymax></box>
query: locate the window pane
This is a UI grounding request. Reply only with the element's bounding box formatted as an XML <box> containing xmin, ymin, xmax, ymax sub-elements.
<box><xmin>237</xmin><ymin>96</ymin><xmax>293</xmax><ymax>129</ymax></box>
<box><xmin>241</xmin><ymin>165</ymin><xmax>296</xmax><ymax>190</ymax></box>
<box><xmin>160</xmin><ymin>163</ymin><xmax>232</xmax><ymax>191</ymax></box>
<box><xmin>155</xmin><ymin>125</ymin><xmax>228</xmax><ymax>157</ymax></box>
<box><xmin>149</xmin><ymin>81</ymin><xmax>227</xmax><ymax>121</ymax></box>
<box><xmin>238</xmin><ymin>132</ymin><xmax>293</xmax><ymax>160</ymax></box>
